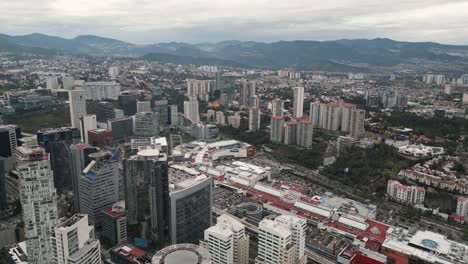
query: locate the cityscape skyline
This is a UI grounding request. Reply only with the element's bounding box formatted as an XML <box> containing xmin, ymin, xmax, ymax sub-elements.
<box><xmin>0</xmin><ymin>0</ymin><xmax>468</xmax><ymax>44</ymax></box>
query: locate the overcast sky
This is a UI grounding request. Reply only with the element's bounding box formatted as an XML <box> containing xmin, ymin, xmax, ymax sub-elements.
<box><xmin>1</xmin><ymin>0</ymin><xmax>468</xmax><ymax>44</ymax></box>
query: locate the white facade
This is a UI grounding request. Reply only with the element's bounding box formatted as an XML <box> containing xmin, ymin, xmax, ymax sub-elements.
<box><xmin>249</xmin><ymin>107</ymin><xmax>261</xmax><ymax>131</ymax></box>
<box><xmin>274</xmin><ymin>215</ymin><xmax>306</xmax><ymax>260</ymax></box>
<box><xmin>271</xmin><ymin>99</ymin><xmax>284</xmax><ymax>117</ymax></box>
<box><xmin>63</xmin><ymin>76</ymin><xmax>75</xmax><ymax>90</ymax></box>
<box><xmin>184</xmin><ymin>100</ymin><xmax>200</xmax><ymax>124</ymax></box>
<box><xmin>17</xmin><ymin>157</ymin><xmax>58</xmax><ymax>264</ymax></box>
<box><xmin>187</xmin><ymin>79</ymin><xmax>211</xmax><ymax>101</ymax></box>
<box><xmin>204</xmin><ymin>215</ymin><xmax>249</xmax><ymax>264</ymax></box>
<box><xmin>216</xmin><ymin>111</ymin><xmax>226</xmax><ymax>126</ymax></box>
<box><xmin>309</xmin><ymin>102</ymin><xmax>320</xmax><ymax>127</ymax></box>
<box><xmin>84</xmin><ymin>82</ymin><xmax>121</xmax><ymax>100</ymax></box>
<box><xmin>52</xmin><ymin>214</ymin><xmax>101</xmax><ymax>264</ymax></box>
<box><xmin>109</xmin><ymin>67</ymin><xmax>119</xmax><ymax>78</ymax></box>
<box><xmin>69</xmin><ymin>90</ymin><xmax>87</xmax><ymax>130</ymax></box>
<box><xmin>80</xmin><ymin>115</ymin><xmax>97</xmax><ymax>143</ymax></box>
<box><xmin>137</xmin><ymin>101</ymin><xmax>152</xmax><ymax>113</ymax></box>
<box><xmin>228</xmin><ymin>115</ymin><xmax>241</xmax><ymax>128</ymax></box>
<box><xmin>387</xmin><ymin>180</ymin><xmax>425</xmax><ymax>204</ymax></box>
<box><xmin>293</xmin><ymin>87</ymin><xmax>304</xmax><ymax>118</ymax></box>
<box><xmin>350</xmin><ymin>109</ymin><xmax>366</xmax><ymax>139</ymax></box>
<box><xmin>456</xmin><ymin>197</ymin><xmax>468</xmax><ymax>219</ymax></box>
<box><xmin>46</xmin><ymin>75</ymin><xmax>59</xmax><ymax>90</ymax></box>
<box><xmin>170</xmin><ymin>105</ymin><xmax>179</xmax><ymax>126</ymax></box>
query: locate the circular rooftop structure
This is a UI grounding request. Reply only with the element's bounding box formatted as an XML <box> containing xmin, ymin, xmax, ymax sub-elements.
<box><xmin>421</xmin><ymin>239</ymin><xmax>439</xmax><ymax>250</ymax></box>
<box><xmin>152</xmin><ymin>244</ymin><xmax>210</xmax><ymax>264</ymax></box>
<box><xmin>138</xmin><ymin>149</ymin><xmax>160</xmax><ymax>157</ymax></box>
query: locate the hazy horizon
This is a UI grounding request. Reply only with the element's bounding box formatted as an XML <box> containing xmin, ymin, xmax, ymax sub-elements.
<box><xmin>1</xmin><ymin>0</ymin><xmax>468</xmax><ymax>45</ymax></box>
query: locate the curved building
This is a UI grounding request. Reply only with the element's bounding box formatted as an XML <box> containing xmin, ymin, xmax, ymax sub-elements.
<box><xmin>152</xmin><ymin>244</ymin><xmax>211</xmax><ymax>264</ymax></box>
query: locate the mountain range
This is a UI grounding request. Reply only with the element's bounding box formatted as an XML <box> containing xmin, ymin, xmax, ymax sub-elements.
<box><xmin>2</xmin><ymin>33</ymin><xmax>468</xmax><ymax>72</ymax></box>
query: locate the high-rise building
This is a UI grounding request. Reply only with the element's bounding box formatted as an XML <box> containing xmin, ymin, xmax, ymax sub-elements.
<box><xmin>186</xmin><ymin>79</ymin><xmax>211</xmax><ymax>101</ymax></box>
<box><xmin>203</xmin><ymin>214</ymin><xmax>249</xmax><ymax>264</ymax></box>
<box><xmin>248</xmin><ymin>107</ymin><xmax>261</xmax><ymax>131</ymax></box>
<box><xmin>96</xmin><ymin>102</ymin><xmax>116</xmax><ymax>122</ymax></box>
<box><xmin>239</xmin><ymin>80</ymin><xmax>256</xmax><ymax>107</ymax></box>
<box><xmin>309</xmin><ymin>101</ymin><xmax>320</xmax><ymax>127</ymax></box>
<box><xmin>207</xmin><ymin>109</ymin><xmax>216</xmax><ymax>122</ymax></box>
<box><xmin>79</xmin><ymin>114</ymin><xmax>97</xmax><ymax>143</ymax></box>
<box><xmin>69</xmin><ymin>89</ymin><xmax>87</xmax><ymax>130</ymax></box>
<box><xmin>88</xmin><ymin>129</ymin><xmax>113</xmax><ymax>148</ymax></box>
<box><xmin>341</xmin><ymin>103</ymin><xmax>357</xmax><ymax>132</ymax></box>
<box><xmin>215</xmin><ymin>111</ymin><xmax>226</xmax><ymax>125</ymax></box>
<box><xmin>37</xmin><ymin>127</ymin><xmax>80</xmax><ymax>192</ymax></box>
<box><xmin>101</xmin><ymin>201</ymin><xmax>127</xmax><ymax>247</ymax></box>
<box><xmin>169</xmin><ymin>175</ymin><xmax>212</xmax><ymax>244</ymax></box>
<box><xmin>456</xmin><ymin>197</ymin><xmax>468</xmax><ymax>220</ymax></box>
<box><xmin>284</xmin><ymin>121</ymin><xmax>297</xmax><ymax>145</ymax></box>
<box><xmin>293</xmin><ymin>87</ymin><xmax>304</xmax><ymax>118</ymax></box>
<box><xmin>118</xmin><ymin>94</ymin><xmax>137</xmax><ymax>116</ymax></box>
<box><xmin>296</xmin><ymin>120</ymin><xmax>313</xmax><ymax>149</ymax></box>
<box><xmin>70</xmin><ymin>143</ymin><xmax>98</xmax><ymax>213</ymax></box>
<box><xmin>62</xmin><ymin>76</ymin><xmax>75</xmax><ymax>90</ymax></box>
<box><xmin>137</xmin><ymin>101</ymin><xmax>152</xmax><ymax>113</ymax></box>
<box><xmin>169</xmin><ymin>105</ymin><xmax>178</xmax><ymax>127</ymax></box>
<box><xmin>134</xmin><ymin>112</ymin><xmax>160</xmax><ymax>138</ymax></box>
<box><xmin>109</xmin><ymin>67</ymin><xmax>119</xmax><ymax>78</ymax></box>
<box><xmin>270</xmin><ymin>116</ymin><xmax>285</xmax><ymax>143</ymax></box>
<box><xmin>387</xmin><ymin>180</ymin><xmax>425</xmax><ymax>205</ymax></box>
<box><xmin>271</xmin><ymin>99</ymin><xmax>284</xmax><ymax>117</ymax></box>
<box><xmin>0</xmin><ymin>158</ymin><xmax>6</xmax><ymax>211</ymax></box>
<box><xmin>52</xmin><ymin>214</ymin><xmax>101</xmax><ymax>264</ymax></box>
<box><xmin>46</xmin><ymin>75</ymin><xmax>59</xmax><ymax>90</ymax></box>
<box><xmin>0</xmin><ymin>124</ymin><xmax>20</xmax><ymax>172</ymax></box>
<box><xmin>154</xmin><ymin>100</ymin><xmax>169</xmax><ymax>128</ymax></box>
<box><xmin>124</xmin><ymin>149</ymin><xmax>169</xmax><ymax>249</ymax></box>
<box><xmin>107</xmin><ymin>117</ymin><xmax>134</xmax><ymax>142</ymax></box>
<box><xmin>350</xmin><ymin>109</ymin><xmax>366</xmax><ymax>139</ymax></box>
<box><xmin>16</xmin><ymin>148</ymin><xmax>58</xmax><ymax>264</ymax></box>
<box><xmin>256</xmin><ymin>215</ymin><xmax>307</xmax><ymax>264</ymax></box>
<box><xmin>79</xmin><ymin>148</ymin><xmax>120</xmax><ymax>225</ymax></box>
<box><xmin>184</xmin><ymin>100</ymin><xmax>200</xmax><ymax>124</ymax></box>
<box><xmin>228</xmin><ymin>114</ymin><xmax>241</xmax><ymax>128</ymax></box>
<box><xmin>84</xmin><ymin>82</ymin><xmax>121</xmax><ymax>100</ymax></box>
<box><xmin>191</xmin><ymin>123</ymin><xmax>219</xmax><ymax>140</ymax></box>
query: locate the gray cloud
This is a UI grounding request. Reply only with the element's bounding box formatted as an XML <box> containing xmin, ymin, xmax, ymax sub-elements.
<box><xmin>1</xmin><ymin>0</ymin><xmax>468</xmax><ymax>44</ymax></box>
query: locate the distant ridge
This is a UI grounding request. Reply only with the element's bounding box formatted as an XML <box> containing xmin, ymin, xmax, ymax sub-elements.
<box><xmin>1</xmin><ymin>33</ymin><xmax>468</xmax><ymax>72</ymax></box>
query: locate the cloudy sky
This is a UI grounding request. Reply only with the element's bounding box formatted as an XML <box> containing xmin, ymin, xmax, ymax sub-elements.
<box><xmin>1</xmin><ymin>0</ymin><xmax>468</xmax><ymax>44</ymax></box>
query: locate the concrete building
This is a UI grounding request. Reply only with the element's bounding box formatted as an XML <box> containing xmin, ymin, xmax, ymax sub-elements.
<box><xmin>88</xmin><ymin>129</ymin><xmax>113</xmax><ymax>148</ymax></box>
<box><xmin>456</xmin><ymin>197</ymin><xmax>468</xmax><ymax>220</ymax></box>
<box><xmin>109</xmin><ymin>244</ymin><xmax>152</xmax><ymax>264</ymax></box>
<box><xmin>187</xmin><ymin>79</ymin><xmax>211</xmax><ymax>101</ymax></box>
<box><xmin>109</xmin><ymin>66</ymin><xmax>119</xmax><ymax>78</ymax></box>
<box><xmin>134</xmin><ymin>112</ymin><xmax>160</xmax><ymax>138</ymax></box>
<box><xmin>137</xmin><ymin>101</ymin><xmax>152</xmax><ymax>113</ymax></box>
<box><xmin>203</xmin><ymin>214</ymin><xmax>249</xmax><ymax>264</ymax></box>
<box><xmin>101</xmin><ymin>201</ymin><xmax>127</xmax><ymax>247</ymax></box>
<box><xmin>239</xmin><ymin>80</ymin><xmax>256</xmax><ymax>107</ymax></box>
<box><xmin>169</xmin><ymin>176</ymin><xmax>212</xmax><ymax>244</ymax></box>
<box><xmin>46</xmin><ymin>75</ymin><xmax>59</xmax><ymax>90</ymax></box>
<box><xmin>350</xmin><ymin>109</ymin><xmax>366</xmax><ymax>139</ymax></box>
<box><xmin>256</xmin><ymin>215</ymin><xmax>307</xmax><ymax>264</ymax></box>
<box><xmin>169</xmin><ymin>105</ymin><xmax>178</xmax><ymax>127</ymax></box>
<box><xmin>387</xmin><ymin>180</ymin><xmax>425</xmax><ymax>205</ymax></box>
<box><xmin>192</xmin><ymin>123</ymin><xmax>219</xmax><ymax>140</ymax></box>
<box><xmin>52</xmin><ymin>214</ymin><xmax>101</xmax><ymax>264</ymax></box>
<box><xmin>215</xmin><ymin>111</ymin><xmax>226</xmax><ymax>125</ymax></box>
<box><xmin>249</xmin><ymin>107</ymin><xmax>261</xmax><ymax>131</ymax></box>
<box><xmin>79</xmin><ymin>115</ymin><xmax>97</xmax><ymax>143</ymax></box>
<box><xmin>293</xmin><ymin>87</ymin><xmax>304</xmax><ymax>118</ymax></box>
<box><xmin>70</xmin><ymin>143</ymin><xmax>98</xmax><ymax>213</ymax></box>
<box><xmin>309</xmin><ymin>101</ymin><xmax>320</xmax><ymax>127</ymax></box>
<box><xmin>0</xmin><ymin>158</ymin><xmax>6</xmax><ymax>211</ymax></box>
<box><xmin>84</xmin><ymin>82</ymin><xmax>121</xmax><ymax>100</ymax></box>
<box><xmin>296</xmin><ymin>120</ymin><xmax>313</xmax><ymax>149</ymax></box>
<box><xmin>124</xmin><ymin>149</ymin><xmax>170</xmax><ymax>249</ymax></box>
<box><xmin>270</xmin><ymin>116</ymin><xmax>285</xmax><ymax>143</ymax></box>
<box><xmin>62</xmin><ymin>76</ymin><xmax>75</xmax><ymax>90</ymax></box>
<box><xmin>69</xmin><ymin>90</ymin><xmax>87</xmax><ymax>131</ymax></box>
<box><xmin>184</xmin><ymin>100</ymin><xmax>200</xmax><ymax>124</ymax></box>
<box><xmin>271</xmin><ymin>99</ymin><xmax>284</xmax><ymax>116</ymax></box>
<box><xmin>0</xmin><ymin>124</ymin><xmax>20</xmax><ymax>172</ymax></box>
<box><xmin>228</xmin><ymin>114</ymin><xmax>241</xmax><ymax>128</ymax></box>
<box><xmin>16</xmin><ymin>148</ymin><xmax>58</xmax><ymax>264</ymax></box>
<box><xmin>284</xmin><ymin>121</ymin><xmax>297</xmax><ymax>145</ymax></box>
<box><xmin>79</xmin><ymin>148</ymin><xmax>120</xmax><ymax>225</ymax></box>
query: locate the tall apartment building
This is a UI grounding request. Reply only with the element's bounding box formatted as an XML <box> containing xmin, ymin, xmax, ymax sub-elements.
<box><xmin>16</xmin><ymin>148</ymin><xmax>58</xmax><ymax>264</ymax></box>
<box><xmin>256</xmin><ymin>215</ymin><xmax>307</xmax><ymax>264</ymax></box>
<box><xmin>270</xmin><ymin>116</ymin><xmax>285</xmax><ymax>143</ymax></box>
<box><xmin>79</xmin><ymin>148</ymin><xmax>120</xmax><ymax>225</ymax></box>
<box><xmin>84</xmin><ymin>82</ymin><xmax>121</xmax><ymax>100</ymax></box>
<box><xmin>350</xmin><ymin>109</ymin><xmax>366</xmax><ymax>139</ymax></box>
<box><xmin>249</xmin><ymin>107</ymin><xmax>261</xmax><ymax>131</ymax></box>
<box><xmin>137</xmin><ymin>100</ymin><xmax>152</xmax><ymax>113</ymax></box>
<box><xmin>184</xmin><ymin>100</ymin><xmax>200</xmax><ymax>124</ymax></box>
<box><xmin>228</xmin><ymin>114</ymin><xmax>241</xmax><ymax>128</ymax></box>
<box><xmin>134</xmin><ymin>112</ymin><xmax>160</xmax><ymax>138</ymax></box>
<box><xmin>456</xmin><ymin>197</ymin><xmax>468</xmax><ymax>220</ymax></box>
<box><xmin>62</xmin><ymin>76</ymin><xmax>75</xmax><ymax>90</ymax></box>
<box><xmin>293</xmin><ymin>87</ymin><xmax>304</xmax><ymax>118</ymax></box>
<box><xmin>284</xmin><ymin>121</ymin><xmax>297</xmax><ymax>145</ymax></box>
<box><xmin>124</xmin><ymin>149</ymin><xmax>169</xmax><ymax>249</ymax></box>
<box><xmin>46</xmin><ymin>75</ymin><xmax>59</xmax><ymax>90</ymax></box>
<box><xmin>169</xmin><ymin>105</ymin><xmax>178</xmax><ymax>127</ymax></box>
<box><xmin>52</xmin><ymin>214</ymin><xmax>101</xmax><ymax>264</ymax></box>
<box><xmin>70</xmin><ymin>143</ymin><xmax>98</xmax><ymax>213</ymax></box>
<box><xmin>215</xmin><ymin>111</ymin><xmax>226</xmax><ymax>125</ymax></box>
<box><xmin>169</xmin><ymin>176</ymin><xmax>212</xmax><ymax>245</ymax></box>
<box><xmin>239</xmin><ymin>80</ymin><xmax>256</xmax><ymax>107</ymax></box>
<box><xmin>387</xmin><ymin>180</ymin><xmax>425</xmax><ymax>205</ymax></box>
<box><xmin>187</xmin><ymin>79</ymin><xmax>211</xmax><ymax>101</ymax></box>
<box><xmin>271</xmin><ymin>99</ymin><xmax>284</xmax><ymax>116</ymax></box>
<box><xmin>101</xmin><ymin>201</ymin><xmax>127</xmax><ymax>247</ymax></box>
<box><xmin>69</xmin><ymin>89</ymin><xmax>87</xmax><ymax>130</ymax></box>
<box><xmin>309</xmin><ymin>101</ymin><xmax>320</xmax><ymax>127</ymax></box>
<box><xmin>203</xmin><ymin>215</ymin><xmax>249</xmax><ymax>264</ymax></box>
<box><xmin>37</xmin><ymin>127</ymin><xmax>81</xmax><ymax>192</ymax></box>
<box><xmin>109</xmin><ymin>66</ymin><xmax>119</xmax><ymax>78</ymax></box>
<box><xmin>296</xmin><ymin>120</ymin><xmax>313</xmax><ymax>149</ymax></box>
